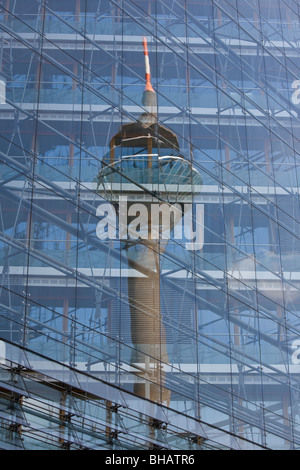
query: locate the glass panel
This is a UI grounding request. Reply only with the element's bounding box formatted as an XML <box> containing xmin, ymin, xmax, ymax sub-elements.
<box><xmin>0</xmin><ymin>0</ymin><xmax>300</xmax><ymax>450</ymax></box>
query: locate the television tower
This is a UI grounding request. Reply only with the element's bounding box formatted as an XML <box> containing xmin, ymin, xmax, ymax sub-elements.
<box><xmin>97</xmin><ymin>38</ymin><xmax>202</xmax><ymax>404</ymax></box>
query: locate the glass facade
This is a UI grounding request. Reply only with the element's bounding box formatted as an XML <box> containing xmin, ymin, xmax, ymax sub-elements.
<box><xmin>0</xmin><ymin>0</ymin><xmax>300</xmax><ymax>451</ymax></box>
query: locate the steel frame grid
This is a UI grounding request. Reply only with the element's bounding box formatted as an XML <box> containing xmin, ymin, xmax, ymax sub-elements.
<box><xmin>0</xmin><ymin>0</ymin><xmax>299</xmax><ymax>450</ymax></box>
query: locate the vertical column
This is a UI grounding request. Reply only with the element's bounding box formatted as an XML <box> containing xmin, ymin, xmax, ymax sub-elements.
<box><xmin>62</xmin><ymin>210</ymin><xmax>72</xmax><ymax>344</ymax></box>
<box><xmin>69</xmin><ymin>132</ymin><xmax>75</xmax><ymax>168</ymax></box>
<box><xmin>59</xmin><ymin>390</ymin><xmax>67</xmax><ymax>447</ymax></box>
<box><xmin>75</xmin><ymin>0</ymin><xmax>81</xmax><ymax>23</ymax></box>
<box><xmin>225</xmin><ymin>143</ymin><xmax>246</xmax><ymax>439</ymax></box>
<box><xmin>72</xmin><ymin>63</ymin><xmax>78</xmax><ymax>93</ymax></box>
<box><xmin>147</xmin><ymin>136</ymin><xmax>152</xmax><ymax>168</ymax></box>
<box><xmin>111</xmin><ymin>62</ymin><xmax>117</xmax><ymax>88</ymax></box>
<box><xmin>254</xmin><ymin>5</ymin><xmax>265</xmax><ymax>98</ymax></box>
<box><xmin>217</xmin><ymin>7</ymin><xmax>222</xmax><ymax>26</ymax></box>
<box><xmin>4</xmin><ymin>0</ymin><xmax>10</xmax><ymax>22</ymax></box>
<box><xmin>282</xmin><ymin>390</ymin><xmax>292</xmax><ymax>447</ymax></box>
<box><xmin>264</xmin><ymin>138</ymin><xmax>271</xmax><ymax>174</ymax></box>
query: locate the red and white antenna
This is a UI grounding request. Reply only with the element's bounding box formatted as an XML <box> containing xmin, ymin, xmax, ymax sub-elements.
<box><xmin>141</xmin><ymin>37</ymin><xmax>157</xmax><ymax>117</ymax></box>
<box><xmin>143</xmin><ymin>36</ymin><xmax>155</xmax><ymax>94</ymax></box>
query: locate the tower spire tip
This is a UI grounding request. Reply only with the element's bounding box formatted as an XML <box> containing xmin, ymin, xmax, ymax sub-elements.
<box><xmin>143</xmin><ymin>37</ymin><xmax>155</xmax><ymax>93</ymax></box>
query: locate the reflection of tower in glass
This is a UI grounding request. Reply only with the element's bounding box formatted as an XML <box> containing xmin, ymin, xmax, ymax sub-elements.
<box><xmin>97</xmin><ymin>38</ymin><xmax>202</xmax><ymax>404</ymax></box>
